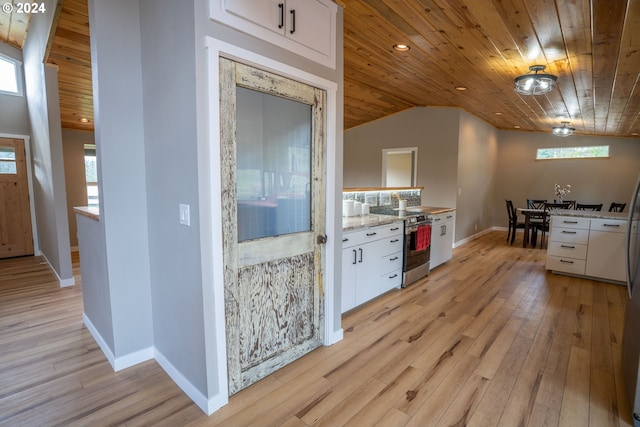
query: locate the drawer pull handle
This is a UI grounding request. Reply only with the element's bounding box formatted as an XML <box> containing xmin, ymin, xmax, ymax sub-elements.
<box><xmin>561</xmin><ymin>231</ymin><xmax>577</xmax><ymax>234</ymax></box>
<box><xmin>352</xmin><ymin>249</ymin><xmax>357</xmax><ymax>265</ymax></box>
<box><xmin>342</xmin><ymin>238</ymin><xmax>349</xmax><ymax>242</ymax></box>
<box><xmin>563</xmin><ymin>220</ymin><xmax>578</xmax><ymax>224</ymax></box>
<box><xmin>390</xmin><ymin>239</ymin><xmax>400</xmax><ymax>243</ymax></box>
<box><xmin>366</xmin><ymin>232</ymin><xmax>377</xmax><ymax>236</ymax></box>
<box><xmin>434</xmin><ymin>218</ymin><xmax>441</xmax><ymax>222</ymax></box>
<box><xmin>389</xmin><ymin>274</ymin><xmax>398</xmax><ymax>279</ymax></box>
<box><xmin>359</xmin><ymin>248</ymin><xmax>363</xmax><ymax>263</ymax></box>
<box><xmin>560</xmin><ymin>244</ymin><xmax>575</xmax><ymax>249</ymax></box>
<box><xmin>391</xmin><ymin>227</ymin><xmax>400</xmax><ymax>231</ymax></box>
<box><xmin>447</xmin><ymin>215</ymin><xmax>453</xmax><ymax>219</ymax></box>
<box><xmin>390</xmin><ymin>256</ymin><xmax>398</xmax><ymax>261</ymax></box>
<box><xmin>560</xmin><ymin>259</ymin><xmax>574</xmax><ymax>264</ymax></box>
<box><xmin>603</xmin><ymin>224</ymin><xmax>620</xmax><ymax>227</ymax></box>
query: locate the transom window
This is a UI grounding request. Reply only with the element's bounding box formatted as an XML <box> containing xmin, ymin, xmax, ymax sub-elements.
<box><xmin>536</xmin><ymin>145</ymin><xmax>609</xmax><ymax>160</ymax></box>
<box><xmin>0</xmin><ymin>55</ymin><xmax>22</xmax><ymax>96</ymax></box>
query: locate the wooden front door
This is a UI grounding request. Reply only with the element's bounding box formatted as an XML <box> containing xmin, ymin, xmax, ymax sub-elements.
<box><xmin>219</xmin><ymin>58</ymin><xmax>326</xmax><ymax>394</ymax></box>
<box><xmin>0</xmin><ymin>138</ymin><xmax>34</xmax><ymax>259</ymax></box>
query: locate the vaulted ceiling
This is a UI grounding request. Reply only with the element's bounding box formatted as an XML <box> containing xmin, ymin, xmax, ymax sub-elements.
<box><xmin>1</xmin><ymin>0</ymin><xmax>639</xmax><ymax>137</ymax></box>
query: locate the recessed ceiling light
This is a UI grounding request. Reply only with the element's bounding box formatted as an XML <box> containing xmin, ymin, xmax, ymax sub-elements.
<box><xmin>632</xmin><ymin>132</ymin><xmax>639</xmax><ymax>136</ymax></box>
<box><xmin>393</xmin><ymin>44</ymin><xmax>410</xmax><ymax>52</ymax></box>
<box><xmin>494</xmin><ymin>112</ymin><xmax>502</xmax><ymax>115</ymax></box>
<box><xmin>79</xmin><ymin>117</ymin><xmax>89</xmax><ymax>123</ymax></box>
<box><xmin>514</xmin><ymin>125</ymin><xmax>521</xmax><ymax>129</ymax></box>
<box><xmin>455</xmin><ymin>86</ymin><xmax>467</xmax><ymax>91</ymax></box>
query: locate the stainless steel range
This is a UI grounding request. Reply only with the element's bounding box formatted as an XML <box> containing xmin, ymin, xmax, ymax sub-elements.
<box><xmin>402</xmin><ymin>213</ymin><xmax>432</xmax><ymax>287</ymax></box>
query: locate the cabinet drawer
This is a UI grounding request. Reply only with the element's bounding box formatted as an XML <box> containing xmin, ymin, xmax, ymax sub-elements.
<box><xmin>549</xmin><ymin>227</ymin><xmax>590</xmax><ymax>245</ymax></box>
<box><xmin>432</xmin><ymin>211</ymin><xmax>455</xmax><ymax>223</ymax></box>
<box><xmin>377</xmin><ymin>222</ymin><xmax>404</xmax><ymax>239</ymax></box>
<box><xmin>547</xmin><ymin>241</ymin><xmax>588</xmax><ymax>259</ymax></box>
<box><xmin>381</xmin><ymin>268</ymin><xmax>402</xmax><ymax>291</ymax></box>
<box><xmin>590</xmin><ymin>218</ymin><xmax>627</xmax><ymax>233</ymax></box>
<box><xmin>551</xmin><ymin>216</ymin><xmax>590</xmax><ymax>230</ymax></box>
<box><xmin>381</xmin><ymin>252</ymin><xmax>403</xmax><ymax>274</ymax></box>
<box><xmin>342</xmin><ymin>227</ymin><xmax>383</xmax><ymax>248</ymax></box>
<box><xmin>546</xmin><ymin>255</ymin><xmax>586</xmax><ymax>275</ymax></box>
<box><xmin>380</xmin><ymin>236</ymin><xmax>404</xmax><ymax>256</ymax></box>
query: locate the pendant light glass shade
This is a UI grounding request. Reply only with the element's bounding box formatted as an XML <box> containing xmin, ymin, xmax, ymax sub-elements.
<box><xmin>514</xmin><ymin>65</ymin><xmax>557</xmax><ymax>95</ymax></box>
<box><xmin>552</xmin><ymin>121</ymin><xmax>575</xmax><ymax>137</ymax></box>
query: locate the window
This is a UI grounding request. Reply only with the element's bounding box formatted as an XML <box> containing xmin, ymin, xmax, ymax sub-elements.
<box><xmin>0</xmin><ymin>146</ymin><xmax>17</xmax><ymax>174</ymax></box>
<box><xmin>536</xmin><ymin>145</ymin><xmax>609</xmax><ymax>160</ymax></box>
<box><xmin>84</xmin><ymin>144</ymin><xmax>99</xmax><ymax>206</ymax></box>
<box><xmin>0</xmin><ymin>54</ymin><xmax>22</xmax><ymax>96</ymax></box>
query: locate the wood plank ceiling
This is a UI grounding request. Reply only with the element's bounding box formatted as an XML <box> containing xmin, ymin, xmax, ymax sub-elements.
<box><xmin>344</xmin><ymin>0</ymin><xmax>640</xmax><ymax>136</ymax></box>
<box><xmin>1</xmin><ymin>0</ymin><xmax>639</xmax><ymax>137</ymax></box>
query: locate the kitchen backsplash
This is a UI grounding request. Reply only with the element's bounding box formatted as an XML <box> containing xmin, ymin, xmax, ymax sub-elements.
<box><xmin>342</xmin><ymin>188</ymin><xmax>421</xmax><ymax>208</ymax></box>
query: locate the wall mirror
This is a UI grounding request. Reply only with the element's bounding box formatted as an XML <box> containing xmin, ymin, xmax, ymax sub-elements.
<box><xmin>382</xmin><ymin>147</ymin><xmax>418</xmax><ymax>187</ymax></box>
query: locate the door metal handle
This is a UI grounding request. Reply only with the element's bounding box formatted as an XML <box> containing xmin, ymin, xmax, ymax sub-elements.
<box><xmin>317</xmin><ymin>234</ymin><xmax>327</xmax><ymax>244</ymax></box>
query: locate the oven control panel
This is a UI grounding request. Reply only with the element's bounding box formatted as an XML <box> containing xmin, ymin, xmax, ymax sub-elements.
<box><xmin>406</xmin><ymin>214</ymin><xmax>429</xmax><ymax>225</ymax></box>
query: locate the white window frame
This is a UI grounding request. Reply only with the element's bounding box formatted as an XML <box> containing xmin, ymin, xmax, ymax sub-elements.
<box><xmin>536</xmin><ymin>145</ymin><xmax>610</xmax><ymax>160</ymax></box>
<box><xmin>0</xmin><ymin>53</ymin><xmax>24</xmax><ymax>97</ymax></box>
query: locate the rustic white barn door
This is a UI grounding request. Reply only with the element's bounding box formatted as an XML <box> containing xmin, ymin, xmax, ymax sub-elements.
<box><xmin>219</xmin><ymin>57</ymin><xmax>326</xmax><ymax>394</ymax></box>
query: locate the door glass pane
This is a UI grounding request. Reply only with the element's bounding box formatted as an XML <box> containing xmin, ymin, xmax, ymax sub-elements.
<box><xmin>236</xmin><ymin>86</ymin><xmax>312</xmax><ymax>242</ymax></box>
<box><xmin>0</xmin><ymin>147</ymin><xmax>16</xmax><ymax>174</ymax></box>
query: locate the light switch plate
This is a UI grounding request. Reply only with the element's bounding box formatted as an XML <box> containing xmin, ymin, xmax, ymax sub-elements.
<box><xmin>179</xmin><ymin>203</ymin><xmax>190</xmax><ymax>226</ymax></box>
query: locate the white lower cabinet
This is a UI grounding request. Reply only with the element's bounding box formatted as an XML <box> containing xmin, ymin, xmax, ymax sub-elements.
<box><xmin>430</xmin><ymin>211</ymin><xmax>455</xmax><ymax>269</ymax></box>
<box><xmin>341</xmin><ymin>221</ymin><xmax>403</xmax><ymax>313</ymax></box>
<box><xmin>585</xmin><ymin>219</ymin><xmax>627</xmax><ymax>282</ymax></box>
<box><xmin>546</xmin><ymin>215</ymin><xmax>626</xmax><ymax>283</ymax></box>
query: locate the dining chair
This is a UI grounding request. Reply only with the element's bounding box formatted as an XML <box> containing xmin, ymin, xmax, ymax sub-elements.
<box><xmin>505</xmin><ymin>199</ymin><xmax>525</xmax><ymax>245</ymax></box>
<box><xmin>527</xmin><ymin>199</ymin><xmax>546</xmax><ymax>209</ymax></box>
<box><xmin>534</xmin><ymin>202</ymin><xmax>571</xmax><ymax>248</ymax></box>
<box><xmin>609</xmin><ymin>202</ymin><xmax>626</xmax><ymax>212</ymax></box>
<box><xmin>575</xmin><ymin>203</ymin><xmax>603</xmax><ymax>211</ymax></box>
<box><xmin>555</xmin><ymin>199</ymin><xmax>576</xmax><ymax>209</ymax></box>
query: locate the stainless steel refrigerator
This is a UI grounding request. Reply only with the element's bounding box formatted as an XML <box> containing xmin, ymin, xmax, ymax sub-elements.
<box><xmin>623</xmin><ymin>174</ymin><xmax>640</xmax><ymax>426</ymax></box>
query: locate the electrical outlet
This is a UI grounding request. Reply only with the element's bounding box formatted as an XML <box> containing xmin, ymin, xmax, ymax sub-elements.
<box><xmin>179</xmin><ymin>204</ymin><xmax>190</xmax><ymax>226</ymax></box>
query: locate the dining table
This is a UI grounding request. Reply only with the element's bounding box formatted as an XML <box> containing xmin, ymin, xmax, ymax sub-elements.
<box><xmin>516</xmin><ymin>207</ymin><xmax>545</xmax><ymax>248</ymax></box>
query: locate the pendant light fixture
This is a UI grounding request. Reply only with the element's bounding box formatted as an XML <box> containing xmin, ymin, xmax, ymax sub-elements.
<box><xmin>514</xmin><ymin>65</ymin><xmax>557</xmax><ymax>95</ymax></box>
<box><xmin>552</xmin><ymin>121</ymin><xmax>575</xmax><ymax>137</ymax></box>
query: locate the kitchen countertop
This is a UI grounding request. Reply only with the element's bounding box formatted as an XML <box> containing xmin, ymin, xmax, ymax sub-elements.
<box><xmin>342</xmin><ymin>214</ymin><xmax>402</xmax><ymax>231</ymax></box>
<box><xmin>550</xmin><ymin>209</ymin><xmax>628</xmax><ymax>221</ymax></box>
<box><xmin>408</xmin><ymin>206</ymin><xmax>456</xmax><ymax>215</ymax></box>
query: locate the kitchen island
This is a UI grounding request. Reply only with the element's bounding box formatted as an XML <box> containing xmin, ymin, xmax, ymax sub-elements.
<box><xmin>545</xmin><ymin>209</ymin><xmax>629</xmax><ymax>284</ymax></box>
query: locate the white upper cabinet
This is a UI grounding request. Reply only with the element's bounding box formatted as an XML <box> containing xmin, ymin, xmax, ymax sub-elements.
<box><xmin>211</xmin><ymin>0</ymin><xmax>337</xmax><ymax>68</ymax></box>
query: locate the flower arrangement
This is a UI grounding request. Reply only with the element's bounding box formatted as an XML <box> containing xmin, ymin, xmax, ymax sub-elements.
<box><xmin>554</xmin><ymin>183</ymin><xmax>571</xmax><ymax>201</ymax></box>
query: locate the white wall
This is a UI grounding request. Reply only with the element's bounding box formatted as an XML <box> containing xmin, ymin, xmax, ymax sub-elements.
<box><xmin>87</xmin><ymin>0</ymin><xmax>153</xmax><ymax>364</ymax></box>
<box><xmin>494</xmin><ymin>130</ymin><xmax>640</xmax><ymax>226</ymax></box>
<box><xmin>457</xmin><ymin>111</ymin><xmax>499</xmax><ymax>239</ymax></box>
<box><xmin>22</xmin><ymin>0</ymin><xmax>73</xmax><ymax>285</ymax></box>
<box><xmin>62</xmin><ymin>129</ymin><xmax>95</xmax><ymax>248</ymax></box>
<box><xmin>0</xmin><ymin>42</ymin><xmax>29</xmax><ymax>135</ymax></box>
<box><xmin>344</xmin><ymin>107</ymin><xmax>460</xmax><ymax>208</ymax></box>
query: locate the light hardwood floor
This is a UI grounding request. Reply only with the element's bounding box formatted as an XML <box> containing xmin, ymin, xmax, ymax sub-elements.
<box><xmin>0</xmin><ymin>231</ymin><xmax>633</xmax><ymax>426</ymax></box>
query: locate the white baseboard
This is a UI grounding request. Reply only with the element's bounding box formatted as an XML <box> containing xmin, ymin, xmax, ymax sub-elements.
<box><xmin>83</xmin><ymin>313</ymin><xmax>153</xmax><ymax>372</ymax></box>
<box><xmin>83</xmin><ymin>313</ymin><xmax>116</xmax><ymax>369</ymax></box>
<box><xmin>154</xmin><ymin>347</ymin><xmax>227</xmax><ymax>415</ymax></box>
<box><xmin>454</xmin><ymin>227</ymin><xmax>497</xmax><ymax>248</ymax></box>
<box><xmin>114</xmin><ymin>347</ymin><xmax>154</xmax><ymax>372</ymax></box>
<box><xmin>40</xmin><ymin>252</ymin><xmax>75</xmax><ymax>288</ymax></box>
<box><xmin>326</xmin><ymin>328</ymin><xmax>344</xmax><ymax>345</ymax></box>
